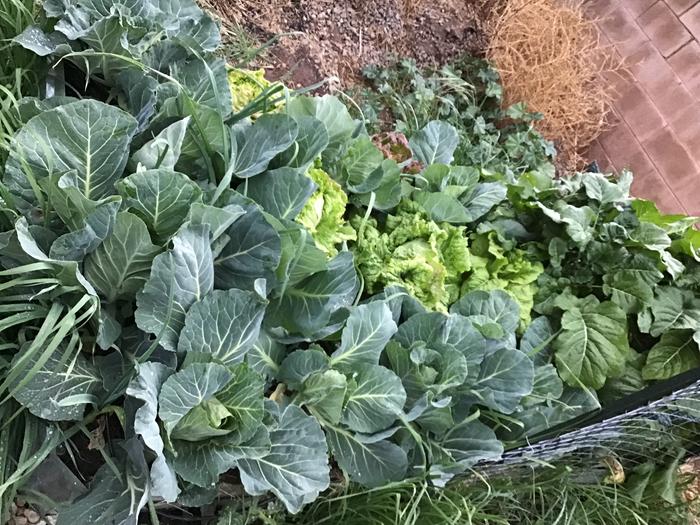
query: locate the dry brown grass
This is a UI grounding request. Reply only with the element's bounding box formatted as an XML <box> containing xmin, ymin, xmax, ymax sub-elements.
<box><xmin>487</xmin><ymin>0</ymin><xmax>619</xmax><ymax>171</ymax></box>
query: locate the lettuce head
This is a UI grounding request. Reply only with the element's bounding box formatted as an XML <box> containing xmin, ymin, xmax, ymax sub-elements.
<box><xmin>461</xmin><ymin>231</ymin><xmax>543</xmax><ymax>328</ymax></box>
<box><xmin>228</xmin><ymin>67</ymin><xmax>276</xmax><ymax>113</ymax></box>
<box><xmin>351</xmin><ymin>200</ymin><xmax>471</xmax><ymax>311</ymax></box>
<box><xmin>296</xmin><ymin>166</ymin><xmax>356</xmax><ymax>256</ymax></box>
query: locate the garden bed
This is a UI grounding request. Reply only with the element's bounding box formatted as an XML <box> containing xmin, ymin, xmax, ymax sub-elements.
<box><xmin>1</xmin><ymin>0</ymin><xmax>699</xmax><ymax>524</ymax></box>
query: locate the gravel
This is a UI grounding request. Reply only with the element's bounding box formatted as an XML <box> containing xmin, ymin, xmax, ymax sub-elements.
<box><xmin>7</xmin><ymin>501</ymin><xmax>56</xmax><ymax>525</ymax></box>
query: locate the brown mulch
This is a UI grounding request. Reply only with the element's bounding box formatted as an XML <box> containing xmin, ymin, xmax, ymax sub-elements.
<box><xmin>202</xmin><ymin>0</ymin><xmax>496</xmax><ymax>88</ymax></box>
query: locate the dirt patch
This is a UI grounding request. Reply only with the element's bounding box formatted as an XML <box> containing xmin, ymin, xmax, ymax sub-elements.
<box><xmin>202</xmin><ymin>0</ymin><xmax>495</xmax><ymax>89</ymax></box>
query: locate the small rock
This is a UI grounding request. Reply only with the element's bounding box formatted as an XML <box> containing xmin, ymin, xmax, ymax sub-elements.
<box><xmin>25</xmin><ymin>510</ymin><xmax>41</xmax><ymax>524</ymax></box>
<box><xmin>14</xmin><ymin>517</ymin><xmax>28</xmax><ymax>525</ymax></box>
<box><xmin>45</xmin><ymin>516</ymin><xmax>57</xmax><ymax>525</ymax></box>
<box><xmin>15</xmin><ymin>498</ymin><xmax>26</xmax><ymax>508</ymax></box>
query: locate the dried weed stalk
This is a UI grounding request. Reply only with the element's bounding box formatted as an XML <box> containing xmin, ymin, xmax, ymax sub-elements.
<box><xmin>487</xmin><ymin>0</ymin><xmax>619</xmax><ymax>171</ymax></box>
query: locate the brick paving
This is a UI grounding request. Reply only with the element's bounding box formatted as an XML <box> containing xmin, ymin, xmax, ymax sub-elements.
<box><xmin>585</xmin><ymin>0</ymin><xmax>700</xmax><ymax>215</ymax></box>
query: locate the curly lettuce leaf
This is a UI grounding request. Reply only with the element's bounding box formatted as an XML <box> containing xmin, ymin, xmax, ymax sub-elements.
<box><xmin>461</xmin><ymin>232</ymin><xmax>543</xmax><ymax>328</ymax></box>
<box><xmin>296</xmin><ymin>166</ymin><xmax>356</xmax><ymax>256</ymax></box>
<box><xmin>351</xmin><ymin>200</ymin><xmax>471</xmax><ymax>312</ymax></box>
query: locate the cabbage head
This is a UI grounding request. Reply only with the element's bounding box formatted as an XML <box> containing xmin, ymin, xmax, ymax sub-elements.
<box><xmin>351</xmin><ymin>200</ymin><xmax>471</xmax><ymax>311</ymax></box>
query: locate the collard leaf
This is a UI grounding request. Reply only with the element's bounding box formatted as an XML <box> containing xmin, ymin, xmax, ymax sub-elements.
<box><xmin>11</xmin><ymin>344</ymin><xmax>102</xmax><ymax>421</ymax></box>
<box><xmin>233</xmin><ymin>114</ymin><xmax>299</xmax><ymax>178</ymax></box>
<box><xmin>287</xmin><ymin>95</ymin><xmax>356</xmax><ymax>158</ymax></box>
<box><xmin>642</xmin><ymin>330</ymin><xmax>700</xmax><ymax>380</ymax></box>
<box><xmin>159</xmin><ymin>362</ymin><xmax>233</xmax><ymax>437</ymax></box>
<box><xmin>244</xmin><ymin>168</ymin><xmax>317</xmax><ymax>220</ymax></box>
<box><xmin>648</xmin><ymin>287</ymin><xmax>700</xmax><ymax>337</ymax></box>
<box><xmin>520</xmin><ymin>316</ymin><xmax>554</xmax><ymax>364</ymax></box>
<box><xmin>461</xmin><ymin>182</ymin><xmax>507</xmax><ymax>222</ymax></box>
<box><xmin>278</xmin><ymin>348</ymin><xmax>329</xmax><ymax>389</ymax></box>
<box><xmin>130</xmin><ymin>117</ymin><xmax>190</xmax><ymax>170</ymax></box>
<box><xmin>409</xmin><ymin>121</ymin><xmax>459</xmax><ymax>165</ymax></box>
<box><xmin>554</xmin><ymin>300</ymin><xmax>629</xmax><ymax>389</ymax></box>
<box><xmin>273</xmin><ymin>115</ymin><xmax>330</xmax><ymax>172</ymax></box>
<box><xmin>172</xmin><ymin>425</ymin><xmax>271</xmax><ymax>488</ymax></box>
<box><xmin>247</xmin><ymin>331</ymin><xmax>285</xmax><ymax>379</ymax></box>
<box><xmin>438</xmin><ymin>419</ymin><xmax>503</xmax><ymax>468</ymax></box>
<box><xmin>275</xmin><ymin>220</ymin><xmax>327</xmax><ymax>290</ymax></box>
<box><xmin>330</xmin><ymin>302</ymin><xmax>398</xmax><ymax>371</ymax></box>
<box><xmin>514</xmin><ymin>387</ymin><xmax>600</xmax><ymax>439</ymax></box>
<box><xmin>470</xmin><ymin>348</ymin><xmax>534</xmax><ymax>413</ymax></box>
<box><xmin>326</xmin><ymin>425</ymin><xmax>408</xmax><ymax>487</ymax></box>
<box><xmin>13</xmin><ymin>25</ymin><xmax>70</xmax><ymax>56</ymax></box>
<box><xmin>237</xmin><ymin>402</ymin><xmax>330</xmax><ymax>514</ymax></box>
<box><xmin>602</xmin><ymin>272</ymin><xmax>654</xmax><ymax>314</ymax></box>
<box><xmin>412</xmin><ymin>191</ymin><xmax>471</xmax><ymax>223</ymax></box>
<box><xmin>582</xmin><ymin>173</ymin><xmax>629</xmax><ymax>204</ymax></box>
<box><xmin>126</xmin><ymin>362</ymin><xmax>179</xmax><ymax>502</ymax></box>
<box><xmin>538</xmin><ymin>202</ymin><xmax>596</xmax><ymax>246</ymax></box>
<box><xmin>339</xmin><ymin>136</ymin><xmax>384</xmax><ymax>192</ymax></box>
<box><xmin>269</xmin><ymin>251</ymin><xmax>359</xmax><ymax>337</ymax></box>
<box><xmin>136</xmin><ymin>226</ymin><xmax>214</xmax><ymax>351</ymax></box>
<box><xmin>628</xmin><ymin>222</ymin><xmax>672</xmax><ymax>252</ymax></box>
<box><xmin>117</xmin><ymin>169</ymin><xmax>203</xmax><ymax>243</ymax></box>
<box><xmin>45</xmin><ymin>184</ymin><xmax>121</xmax><ymax>262</ymax></box>
<box><xmin>341</xmin><ymin>364</ymin><xmax>406</xmax><ymax>433</ymax></box>
<box><xmin>211</xmin><ymin>364</ymin><xmax>266</xmax><ymax>444</ymax></box>
<box><xmin>56</xmin><ymin>445</ymin><xmax>148</xmax><ymax>525</ymax></box>
<box><xmin>450</xmin><ymin>290</ymin><xmax>520</xmax><ymax>335</ymax></box>
<box><xmin>214</xmin><ymin>207</ymin><xmax>281</xmax><ymax>290</ymax></box>
<box><xmin>84</xmin><ymin>212</ymin><xmax>161</xmax><ymax>302</ymax></box>
<box><xmin>177</xmin><ymin>289</ymin><xmax>267</xmax><ymax>365</ymax></box>
<box><xmin>171</xmin><ymin>58</ymin><xmax>232</xmax><ymax>117</ymax></box>
<box><xmin>116</xmin><ymin>69</ymin><xmax>158</xmax><ymax>131</ymax></box>
<box><xmin>522</xmin><ymin>364</ymin><xmax>563</xmax><ymax>406</ymax></box>
<box><xmin>299</xmin><ymin>370</ymin><xmax>347</xmax><ymax>424</ymax></box>
<box><xmin>5</xmin><ymin>100</ymin><xmax>137</xmax><ymax>210</ymax></box>
<box><xmin>186</xmin><ymin>203</ymin><xmax>246</xmax><ymax>241</ymax></box>
<box><xmin>632</xmin><ymin>199</ymin><xmax>698</xmax><ymax>235</ymax></box>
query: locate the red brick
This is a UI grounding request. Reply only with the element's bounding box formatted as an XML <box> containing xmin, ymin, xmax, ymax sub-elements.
<box><xmin>667</xmin><ymin>0</ymin><xmax>700</xmax><ymax>15</ymax></box>
<box><xmin>599</xmin><ymin>6</ymin><xmax>649</xmax><ymax>46</ymax></box>
<box><xmin>680</xmin><ymin>3</ymin><xmax>700</xmax><ymax>40</ymax></box>
<box><xmin>624</xmin><ymin>44</ymin><xmax>696</xmax><ymax>122</ymax></box>
<box><xmin>626</xmin><ymin>0</ymin><xmax>657</xmax><ymax>16</ymax></box>
<box><xmin>670</xmin><ymin>103</ymin><xmax>700</xmax><ymax>157</ymax></box>
<box><xmin>585</xmin><ymin>0</ymin><xmax>620</xmax><ymax>18</ymax></box>
<box><xmin>667</xmin><ymin>41</ymin><xmax>700</xmax><ymax>100</ymax></box>
<box><xmin>614</xmin><ymin>81</ymin><xmax>666</xmax><ymax>139</ymax></box>
<box><xmin>599</xmin><ymin>121</ymin><xmax>659</xmax><ymax>176</ymax></box>
<box><xmin>641</xmin><ymin>126</ymin><xmax>698</xmax><ymax>194</ymax></box>
<box><xmin>630</xmin><ymin>168</ymin><xmax>687</xmax><ymax>213</ymax></box>
<box><xmin>637</xmin><ymin>1</ymin><xmax>692</xmax><ymax>56</ymax></box>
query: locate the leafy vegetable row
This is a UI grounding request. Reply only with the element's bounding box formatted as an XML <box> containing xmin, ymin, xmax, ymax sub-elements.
<box><xmin>1</xmin><ymin>0</ymin><xmax>699</xmax><ymax>521</ymax></box>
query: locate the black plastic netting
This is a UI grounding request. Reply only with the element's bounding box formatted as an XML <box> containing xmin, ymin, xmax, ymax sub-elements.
<box><xmin>480</xmin><ymin>374</ymin><xmax>700</xmax><ymax>476</ymax></box>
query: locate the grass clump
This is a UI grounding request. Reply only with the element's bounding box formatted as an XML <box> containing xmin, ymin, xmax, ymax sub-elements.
<box><xmin>487</xmin><ymin>0</ymin><xmax>618</xmax><ymax>170</ymax></box>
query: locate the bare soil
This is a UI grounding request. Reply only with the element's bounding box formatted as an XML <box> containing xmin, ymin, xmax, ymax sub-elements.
<box><xmin>204</xmin><ymin>0</ymin><xmax>495</xmax><ymax>89</ymax></box>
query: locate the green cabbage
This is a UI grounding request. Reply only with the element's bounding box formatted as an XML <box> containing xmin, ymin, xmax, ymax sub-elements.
<box><xmin>351</xmin><ymin>200</ymin><xmax>471</xmax><ymax>311</ymax></box>
<box><xmin>461</xmin><ymin>232</ymin><xmax>543</xmax><ymax>328</ymax></box>
<box><xmin>296</xmin><ymin>166</ymin><xmax>356</xmax><ymax>256</ymax></box>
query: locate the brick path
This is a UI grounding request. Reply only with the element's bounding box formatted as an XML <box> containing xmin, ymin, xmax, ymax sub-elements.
<box><xmin>585</xmin><ymin>0</ymin><xmax>700</xmax><ymax>215</ymax></box>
